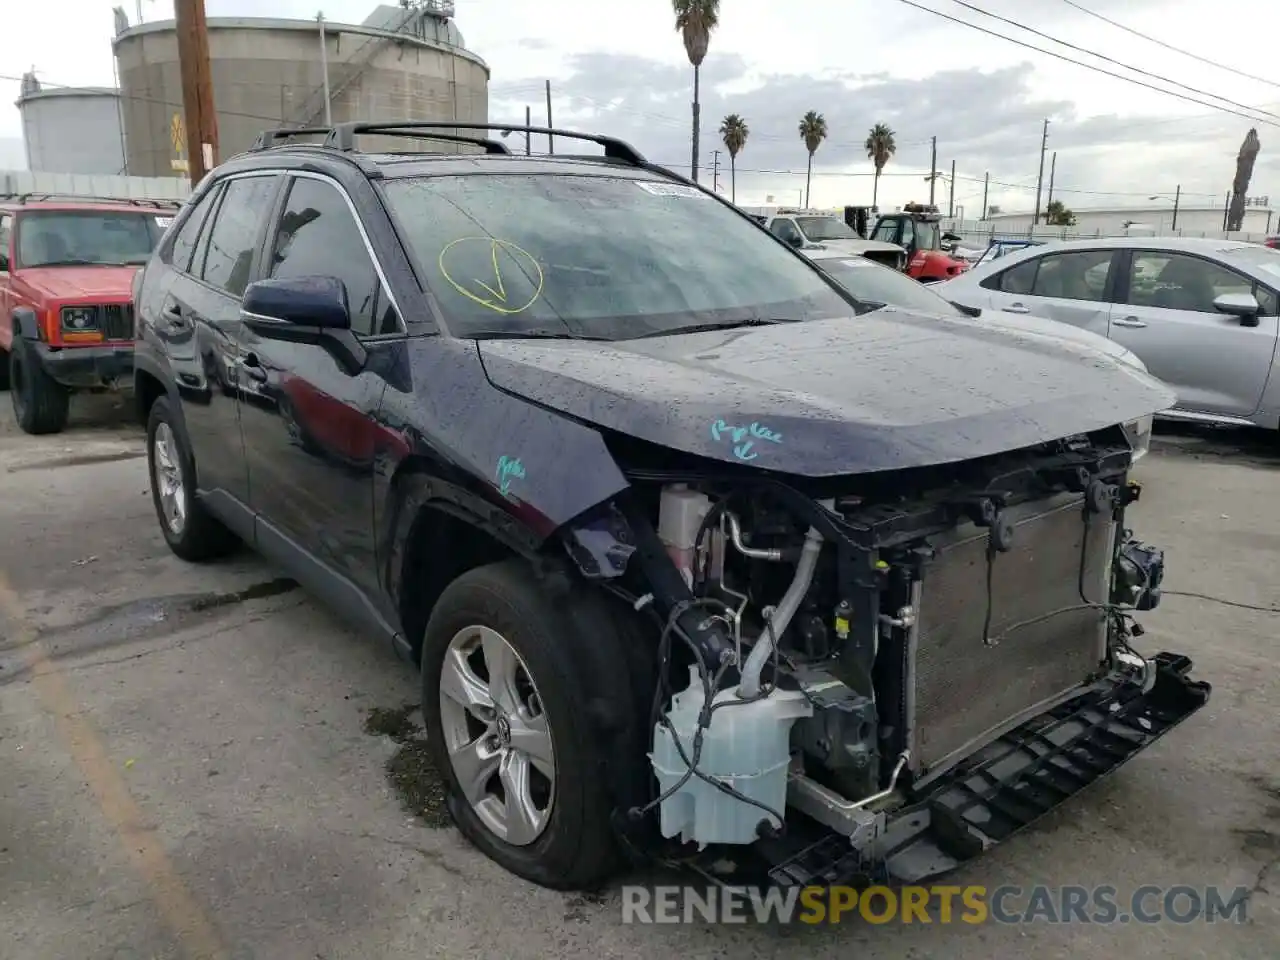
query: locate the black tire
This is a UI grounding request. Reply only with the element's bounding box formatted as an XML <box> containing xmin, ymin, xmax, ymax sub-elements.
<box><xmin>10</xmin><ymin>338</ymin><xmax>69</xmax><ymax>434</ymax></box>
<box><xmin>146</xmin><ymin>395</ymin><xmax>239</xmax><ymax>562</ymax></box>
<box><xmin>0</xmin><ymin>347</ymin><xmax>9</xmax><ymax>391</ymax></box>
<box><xmin>421</xmin><ymin>559</ymin><xmax>648</xmax><ymax>890</ymax></box>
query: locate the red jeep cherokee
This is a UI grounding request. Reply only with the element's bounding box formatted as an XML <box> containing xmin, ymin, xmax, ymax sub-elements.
<box><xmin>0</xmin><ymin>195</ymin><xmax>177</xmax><ymax>434</ymax></box>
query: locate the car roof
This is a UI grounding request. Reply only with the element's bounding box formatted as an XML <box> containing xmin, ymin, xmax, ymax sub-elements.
<box><xmin>999</xmin><ymin>235</ymin><xmax>1255</xmax><ymax>255</ymax></box>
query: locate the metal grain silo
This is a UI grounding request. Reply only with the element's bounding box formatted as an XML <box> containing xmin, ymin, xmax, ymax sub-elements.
<box><xmin>112</xmin><ymin>1</ymin><xmax>489</xmax><ymax>178</ymax></box>
<box><xmin>15</xmin><ymin>73</ymin><xmax>127</xmax><ymax>175</ymax></box>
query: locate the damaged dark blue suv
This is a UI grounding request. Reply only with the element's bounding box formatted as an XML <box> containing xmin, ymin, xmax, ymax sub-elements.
<box><xmin>133</xmin><ymin>121</ymin><xmax>1209</xmax><ymax>892</ymax></box>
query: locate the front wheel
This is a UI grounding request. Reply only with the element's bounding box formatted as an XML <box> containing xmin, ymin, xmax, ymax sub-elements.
<box><xmin>10</xmin><ymin>339</ymin><xmax>69</xmax><ymax>434</ymax></box>
<box><xmin>146</xmin><ymin>395</ymin><xmax>239</xmax><ymax>562</ymax></box>
<box><xmin>421</xmin><ymin>560</ymin><xmax>636</xmax><ymax>890</ymax></box>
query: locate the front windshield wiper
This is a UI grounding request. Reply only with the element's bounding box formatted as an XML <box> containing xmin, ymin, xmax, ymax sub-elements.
<box><xmin>28</xmin><ymin>258</ymin><xmax>123</xmax><ymax>267</ymax></box>
<box><xmin>471</xmin><ymin>329</ymin><xmax>609</xmax><ymax>341</ymax></box>
<box><xmin>632</xmin><ymin>317</ymin><xmax>789</xmax><ymax>339</ymax></box>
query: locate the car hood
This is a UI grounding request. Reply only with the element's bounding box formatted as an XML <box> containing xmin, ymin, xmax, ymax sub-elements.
<box><xmin>477</xmin><ymin>313</ymin><xmax>1175</xmax><ymax>477</ymax></box>
<box><xmin>15</xmin><ymin>265</ymin><xmax>140</xmax><ymax>301</ymax></box>
<box><xmin>813</xmin><ymin>238</ymin><xmax>903</xmax><ymax>256</ymax></box>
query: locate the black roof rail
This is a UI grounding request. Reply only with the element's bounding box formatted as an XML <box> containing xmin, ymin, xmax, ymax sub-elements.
<box><xmin>0</xmin><ymin>193</ymin><xmax>184</xmax><ymax>209</ymax></box>
<box><xmin>351</xmin><ymin>128</ymin><xmax>512</xmax><ymax>155</ymax></box>
<box><xmin>249</xmin><ymin>127</ymin><xmax>333</xmax><ymax>151</ymax></box>
<box><xmin>325</xmin><ymin>121</ymin><xmax>646</xmax><ymax>164</ymax></box>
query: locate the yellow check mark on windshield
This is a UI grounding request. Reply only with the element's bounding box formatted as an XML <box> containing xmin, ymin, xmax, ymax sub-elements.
<box><xmin>471</xmin><ymin>242</ymin><xmax>508</xmax><ymax>303</ymax></box>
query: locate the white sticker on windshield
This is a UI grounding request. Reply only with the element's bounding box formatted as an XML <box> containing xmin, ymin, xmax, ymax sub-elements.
<box><xmin>835</xmin><ymin>258</ymin><xmax>872</xmax><ymax>268</ymax></box>
<box><xmin>635</xmin><ymin>181</ymin><xmax>708</xmax><ymax>199</ymax></box>
<box><xmin>155</xmin><ymin>216</ymin><xmax>174</xmax><ymax>228</ymax></box>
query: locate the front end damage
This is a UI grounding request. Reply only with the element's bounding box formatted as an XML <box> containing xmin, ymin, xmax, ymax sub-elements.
<box><xmin>561</xmin><ymin>424</ymin><xmax>1210</xmax><ymax>886</ymax></box>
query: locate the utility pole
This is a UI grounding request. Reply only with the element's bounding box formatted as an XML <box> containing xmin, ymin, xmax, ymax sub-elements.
<box><xmin>545</xmin><ymin>80</ymin><xmax>554</xmax><ymax>154</ymax></box>
<box><xmin>1222</xmin><ymin>190</ymin><xmax>1230</xmax><ymax>232</ymax></box>
<box><xmin>711</xmin><ymin>150</ymin><xmax>721</xmax><ymax>193</ymax></box>
<box><xmin>1032</xmin><ymin>119</ymin><xmax>1049</xmax><ymax>226</ymax></box>
<box><xmin>317</xmin><ymin>13</ymin><xmax>332</xmax><ymax>126</ymax></box>
<box><xmin>1046</xmin><ymin>151</ymin><xmax>1057</xmax><ymax>213</ymax></box>
<box><xmin>981</xmin><ymin>171</ymin><xmax>989</xmax><ymax>220</ymax></box>
<box><xmin>175</xmin><ymin>0</ymin><xmax>218</xmax><ymax>184</ymax></box>
<box><xmin>929</xmin><ymin>136</ymin><xmax>937</xmax><ymax>205</ymax></box>
<box><xmin>524</xmin><ymin>105</ymin><xmax>531</xmax><ymax>155</ymax></box>
<box><xmin>948</xmin><ymin>158</ymin><xmax>956</xmax><ymax>218</ymax></box>
<box><xmin>1171</xmin><ymin>184</ymin><xmax>1180</xmax><ymax>231</ymax></box>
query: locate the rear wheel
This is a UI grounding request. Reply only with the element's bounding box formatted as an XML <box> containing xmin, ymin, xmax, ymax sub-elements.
<box><xmin>0</xmin><ymin>346</ymin><xmax>9</xmax><ymax>391</ymax></box>
<box><xmin>10</xmin><ymin>339</ymin><xmax>69</xmax><ymax>434</ymax></box>
<box><xmin>421</xmin><ymin>560</ymin><xmax>639</xmax><ymax>889</ymax></box>
<box><xmin>146</xmin><ymin>395</ymin><xmax>238</xmax><ymax>562</ymax></box>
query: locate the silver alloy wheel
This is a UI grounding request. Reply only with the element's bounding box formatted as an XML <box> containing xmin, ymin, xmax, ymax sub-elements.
<box><xmin>438</xmin><ymin>625</ymin><xmax>556</xmax><ymax>846</ymax></box>
<box><xmin>152</xmin><ymin>422</ymin><xmax>187</xmax><ymax>536</ymax></box>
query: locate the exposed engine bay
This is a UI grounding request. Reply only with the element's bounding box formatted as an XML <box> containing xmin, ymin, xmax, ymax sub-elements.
<box><xmin>570</xmin><ymin>423</ymin><xmax>1207</xmax><ymax>886</ymax></box>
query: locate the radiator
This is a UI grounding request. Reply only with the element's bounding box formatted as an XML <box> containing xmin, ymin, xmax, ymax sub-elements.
<box><xmin>908</xmin><ymin>493</ymin><xmax>1114</xmax><ymax>780</ymax></box>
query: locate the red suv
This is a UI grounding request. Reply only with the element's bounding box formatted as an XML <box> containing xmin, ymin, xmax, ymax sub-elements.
<box><xmin>0</xmin><ymin>195</ymin><xmax>177</xmax><ymax>434</ymax></box>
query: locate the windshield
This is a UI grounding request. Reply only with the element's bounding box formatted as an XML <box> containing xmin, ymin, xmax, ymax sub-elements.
<box><xmin>795</xmin><ymin>216</ymin><xmax>858</xmax><ymax>241</ymax></box>
<box><xmin>380</xmin><ymin>175</ymin><xmax>857</xmax><ymax>339</ymax></box>
<box><xmin>914</xmin><ymin>219</ymin><xmax>941</xmax><ymax>251</ymax></box>
<box><xmin>814</xmin><ymin>256</ymin><xmax>962</xmax><ymax>316</ymax></box>
<box><xmin>16</xmin><ymin>211</ymin><xmax>164</xmax><ymax>267</ymax></box>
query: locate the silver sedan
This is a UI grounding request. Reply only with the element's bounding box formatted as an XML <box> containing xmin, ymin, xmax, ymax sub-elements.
<box><xmin>936</xmin><ymin>236</ymin><xmax>1280</xmax><ymax>431</ymax></box>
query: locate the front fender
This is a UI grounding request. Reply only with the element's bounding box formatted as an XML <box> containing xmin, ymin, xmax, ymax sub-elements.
<box><xmin>12</xmin><ymin>306</ymin><xmax>40</xmax><ymax>341</ymax></box>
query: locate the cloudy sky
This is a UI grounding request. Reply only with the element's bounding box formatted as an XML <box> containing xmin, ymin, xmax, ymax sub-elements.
<box><xmin>2</xmin><ymin>0</ymin><xmax>1277</xmax><ymax>216</ymax></box>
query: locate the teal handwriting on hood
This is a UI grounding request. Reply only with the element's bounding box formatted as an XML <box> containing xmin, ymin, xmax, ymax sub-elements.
<box><xmin>476</xmin><ymin>313</ymin><xmax>1174</xmax><ymax>477</ymax></box>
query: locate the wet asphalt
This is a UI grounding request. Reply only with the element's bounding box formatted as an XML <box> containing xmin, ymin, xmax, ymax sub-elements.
<box><xmin>0</xmin><ymin>397</ymin><xmax>1275</xmax><ymax>959</ymax></box>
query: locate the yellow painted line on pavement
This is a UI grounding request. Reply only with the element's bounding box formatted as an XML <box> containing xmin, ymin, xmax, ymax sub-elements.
<box><xmin>0</xmin><ymin>570</ymin><xmax>229</xmax><ymax>960</ymax></box>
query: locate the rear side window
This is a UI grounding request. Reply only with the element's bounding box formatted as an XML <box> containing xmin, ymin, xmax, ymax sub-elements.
<box><xmin>196</xmin><ymin>176</ymin><xmax>277</xmax><ymax>297</ymax></box>
<box><xmin>984</xmin><ymin>256</ymin><xmax>1038</xmax><ymax>294</ymax></box>
<box><xmin>1030</xmin><ymin>250</ymin><xmax>1112</xmax><ymax>302</ymax></box>
<box><xmin>166</xmin><ymin>188</ymin><xmax>220</xmax><ymax>274</ymax></box>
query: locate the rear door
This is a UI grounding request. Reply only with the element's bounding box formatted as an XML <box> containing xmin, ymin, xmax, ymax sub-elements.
<box><xmin>235</xmin><ymin>171</ymin><xmax>401</xmax><ymax>602</ymax></box>
<box><xmin>1109</xmin><ymin>249</ymin><xmax>1280</xmax><ymax>418</ymax></box>
<box><xmin>980</xmin><ymin>248</ymin><xmax>1118</xmax><ymax>338</ymax></box>
<box><xmin>166</xmin><ymin>173</ymin><xmax>282</xmax><ymax>506</ymax></box>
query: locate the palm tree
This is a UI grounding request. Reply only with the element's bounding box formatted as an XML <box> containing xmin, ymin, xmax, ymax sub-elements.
<box><xmin>719</xmin><ymin>114</ymin><xmax>748</xmax><ymax>202</ymax></box>
<box><xmin>673</xmin><ymin>0</ymin><xmax>720</xmax><ymax>183</ymax></box>
<box><xmin>798</xmin><ymin>110</ymin><xmax>827</xmax><ymax>208</ymax></box>
<box><xmin>864</xmin><ymin>122</ymin><xmax>896</xmax><ymax>212</ymax></box>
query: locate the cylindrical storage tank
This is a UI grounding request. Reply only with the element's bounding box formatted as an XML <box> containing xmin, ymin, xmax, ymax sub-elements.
<box><xmin>112</xmin><ymin>4</ymin><xmax>489</xmax><ymax>178</ymax></box>
<box><xmin>16</xmin><ymin>77</ymin><xmax>127</xmax><ymax>176</ymax></box>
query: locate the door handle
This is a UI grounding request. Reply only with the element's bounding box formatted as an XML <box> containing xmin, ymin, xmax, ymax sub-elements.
<box><xmin>1006</xmin><ymin>303</ymin><xmax>1030</xmax><ymax>314</ymax></box>
<box><xmin>239</xmin><ymin>353</ymin><xmax>269</xmax><ymax>383</ymax></box>
<box><xmin>1113</xmin><ymin>316</ymin><xmax>1147</xmax><ymax>328</ymax></box>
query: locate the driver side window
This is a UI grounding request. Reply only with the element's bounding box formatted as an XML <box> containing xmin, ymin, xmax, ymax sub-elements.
<box><xmin>769</xmin><ymin>218</ymin><xmax>803</xmax><ymax>246</ymax></box>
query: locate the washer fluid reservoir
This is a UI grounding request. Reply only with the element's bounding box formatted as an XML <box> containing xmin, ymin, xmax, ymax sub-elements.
<box><xmin>650</xmin><ymin>666</ymin><xmax>812</xmax><ymax>847</ymax></box>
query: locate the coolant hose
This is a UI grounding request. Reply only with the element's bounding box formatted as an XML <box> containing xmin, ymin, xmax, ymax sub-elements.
<box><xmin>738</xmin><ymin>525</ymin><xmax>824</xmax><ymax>698</ymax></box>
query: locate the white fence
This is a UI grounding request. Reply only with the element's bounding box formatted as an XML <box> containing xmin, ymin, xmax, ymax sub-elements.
<box><xmin>1</xmin><ymin>169</ymin><xmax>191</xmax><ymax>201</ymax></box>
<box><xmin>942</xmin><ymin>218</ymin><xmax>1272</xmax><ymax>246</ymax></box>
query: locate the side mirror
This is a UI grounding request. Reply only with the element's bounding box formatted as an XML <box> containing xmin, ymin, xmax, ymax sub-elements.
<box><xmin>242</xmin><ymin>275</ymin><xmax>351</xmax><ymax>330</ymax></box>
<box><xmin>1213</xmin><ymin>291</ymin><xmax>1260</xmax><ymax>323</ymax></box>
<box><xmin>942</xmin><ymin>231</ymin><xmax>962</xmax><ymax>243</ymax></box>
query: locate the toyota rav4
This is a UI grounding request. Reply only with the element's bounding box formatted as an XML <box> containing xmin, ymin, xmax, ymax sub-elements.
<box><xmin>132</xmin><ymin>121</ymin><xmax>1208</xmax><ymax>892</ymax></box>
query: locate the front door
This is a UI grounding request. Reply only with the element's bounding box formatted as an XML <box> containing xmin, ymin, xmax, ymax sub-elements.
<box><xmin>169</xmin><ymin>174</ymin><xmax>281</xmax><ymax>504</ymax></box>
<box><xmin>1109</xmin><ymin>249</ymin><xmax>1280</xmax><ymax>418</ymax></box>
<box><xmin>236</xmin><ymin>172</ymin><xmax>401</xmax><ymax>603</ymax></box>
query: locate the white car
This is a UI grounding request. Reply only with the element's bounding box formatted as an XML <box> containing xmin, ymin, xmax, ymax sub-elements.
<box><xmin>762</xmin><ymin>211</ymin><xmax>907</xmax><ymax>271</ymax></box>
<box><xmin>802</xmin><ymin>246</ymin><xmax>1154</xmax><ymax>459</ymax></box>
<box><xmin>935</xmin><ymin>236</ymin><xmax>1280</xmax><ymax>431</ymax></box>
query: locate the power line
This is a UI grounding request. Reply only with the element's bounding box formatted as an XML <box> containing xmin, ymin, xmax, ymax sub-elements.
<box><xmin>890</xmin><ymin>0</ymin><xmax>1280</xmax><ymax>128</ymax></box>
<box><xmin>1059</xmin><ymin>0</ymin><xmax>1280</xmax><ymax>93</ymax></box>
<box><xmin>945</xmin><ymin>0</ymin><xmax>1280</xmax><ymax>122</ymax></box>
